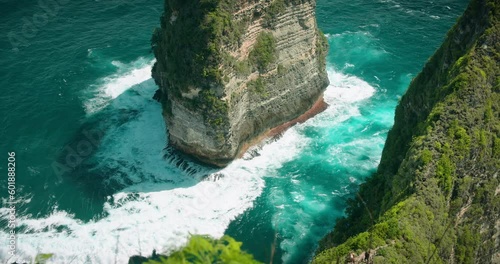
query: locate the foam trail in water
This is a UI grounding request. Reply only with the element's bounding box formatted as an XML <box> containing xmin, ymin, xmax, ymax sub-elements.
<box><xmin>266</xmin><ymin>67</ymin><xmax>379</xmax><ymax>263</ymax></box>
<box><xmin>0</xmin><ymin>58</ymin><xmax>313</xmax><ymax>263</ymax></box>
<box><xmin>84</xmin><ymin>57</ymin><xmax>154</xmax><ymax>114</ymax></box>
<box><xmin>301</xmin><ymin>68</ymin><xmax>376</xmax><ymax>132</ymax></box>
<box><xmin>325</xmin><ymin>70</ymin><xmax>375</xmax><ymax>103</ymax></box>
<box><xmin>0</xmin><ymin>60</ymin><xmax>378</xmax><ymax>264</ymax></box>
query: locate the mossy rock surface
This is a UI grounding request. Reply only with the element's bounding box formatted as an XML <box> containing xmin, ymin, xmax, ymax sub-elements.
<box><xmin>314</xmin><ymin>0</ymin><xmax>500</xmax><ymax>263</ymax></box>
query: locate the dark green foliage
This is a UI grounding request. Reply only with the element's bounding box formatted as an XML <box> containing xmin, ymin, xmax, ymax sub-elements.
<box><xmin>314</xmin><ymin>0</ymin><xmax>500</xmax><ymax>262</ymax></box>
<box><xmin>263</xmin><ymin>0</ymin><xmax>286</xmax><ymax>28</ymax></box>
<box><xmin>436</xmin><ymin>153</ymin><xmax>454</xmax><ymax>195</ymax></box>
<box><xmin>248</xmin><ymin>77</ymin><xmax>268</xmax><ymax>97</ymax></box>
<box><xmin>196</xmin><ymin>90</ymin><xmax>229</xmax><ymax>128</ymax></box>
<box><xmin>234</xmin><ymin>60</ymin><xmax>252</xmax><ymax>76</ymax></box>
<box><xmin>151</xmin><ymin>0</ymin><xmax>250</xmax><ymax>133</ymax></box>
<box><xmin>485</xmin><ymin>98</ymin><xmax>493</xmax><ymax>122</ymax></box>
<box><xmin>152</xmin><ymin>0</ymin><xmax>246</xmax><ymax>93</ymax></box>
<box><xmin>455</xmin><ymin>225</ymin><xmax>480</xmax><ymax>263</ymax></box>
<box><xmin>145</xmin><ymin>235</ymin><xmax>261</xmax><ymax>264</ymax></box>
<box><xmin>494</xmin><ymin>136</ymin><xmax>500</xmax><ymax>157</ymax></box>
<box><xmin>249</xmin><ymin>32</ymin><xmax>277</xmax><ymax>73</ymax></box>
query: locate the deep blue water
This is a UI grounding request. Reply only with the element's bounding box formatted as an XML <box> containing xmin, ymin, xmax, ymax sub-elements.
<box><xmin>0</xmin><ymin>0</ymin><xmax>468</xmax><ymax>263</ymax></box>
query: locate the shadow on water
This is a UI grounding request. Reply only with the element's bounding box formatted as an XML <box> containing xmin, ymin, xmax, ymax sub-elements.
<box><xmin>46</xmin><ymin>80</ymin><xmax>220</xmax><ymax>222</ymax></box>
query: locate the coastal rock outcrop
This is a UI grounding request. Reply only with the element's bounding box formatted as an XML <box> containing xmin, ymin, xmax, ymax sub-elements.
<box><xmin>152</xmin><ymin>0</ymin><xmax>329</xmax><ymax>166</ymax></box>
<box><xmin>314</xmin><ymin>0</ymin><xmax>499</xmax><ymax>263</ymax></box>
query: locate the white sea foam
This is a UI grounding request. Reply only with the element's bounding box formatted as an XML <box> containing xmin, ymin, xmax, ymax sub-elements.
<box><xmin>84</xmin><ymin>57</ymin><xmax>154</xmax><ymax>114</ymax></box>
<box><xmin>0</xmin><ymin>60</ymin><xmax>312</xmax><ymax>263</ymax></box>
<box><xmin>300</xmin><ymin>68</ymin><xmax>376</xmax><ymax>132</ymax></box>
<box><xmin>268</xmin><ymin>67</ymin><xmax>378</xmax><ymax>263</ymax></box>
<box><xmin>325</xmin><ymin>69</ymin><xmax>375</xmax><ymax>103</ymax></box>
<box><xmin>0</xmin><ymin>60</ymin><xmax>379</xmax><ymax>264</ymax></box>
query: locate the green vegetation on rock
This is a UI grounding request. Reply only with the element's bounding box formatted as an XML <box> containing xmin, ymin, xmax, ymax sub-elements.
<box><xmin>248</xmin><ymin>77</ymin><xmax>268</xmax><ymax>97</ymax></box>
<box><xmin>249</xmin><ymin>32</ymin><xmax>277</xmax><ymax>73</ymax></box>
<box><xmin>263</xmin><ymin>0</ymin><xmax>286</xmax><ymax>28</ymax></box>
<box><xmin>314</xmin><ymin>0</ymin><xmax>500</xmax><ymax>263</ymax></box>
<box><xmin>316</xmin><ymin>29</ymin><xmax>329</xmax><ymax>72</ymax></box>
<box><xmin>152</xmin><ymin>0</ymin><xmax>248</xmax><ymax>133</ymax></box>
<box><xmin>196</xmin><ymin>89</ymin><xmax>229</xmax><ymax>142</ymax></box>
<box><xmin>152</xmin><ymin>0</ymin><xmax>246</xmax><ymax>92</ymax></box>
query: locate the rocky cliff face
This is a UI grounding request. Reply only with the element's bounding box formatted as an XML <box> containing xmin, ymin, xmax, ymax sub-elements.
<box><xmin>314</xmin><ymin>0</ymin><xmax>499</xmax><ymax>263</ymax></box>
<box><xmin>152</xmin><ymin>0</ymin><xmax>329</xmax><ymax>166</ymax></box>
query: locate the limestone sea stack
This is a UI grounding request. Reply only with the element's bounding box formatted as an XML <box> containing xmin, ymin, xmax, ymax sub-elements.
<box><xmin>152</xmin><ymin>0</ymin><xmax>329</xmax><ymax>167</ymax></box>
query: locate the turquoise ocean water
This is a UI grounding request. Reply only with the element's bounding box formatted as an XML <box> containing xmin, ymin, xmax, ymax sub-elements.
<box><xmin>0</xmin><ymin>0</ymin><xmax>468</xmax><ymax>263</ymax></box>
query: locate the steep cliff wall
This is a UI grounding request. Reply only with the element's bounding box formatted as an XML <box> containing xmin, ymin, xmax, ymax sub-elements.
<box><xmin>314</xmin><ymin>0</ymin><xmax>499</xmax><ymax>263</ymax></box>
<box><xmin>152</xmin><ymin>0</ymin><xmax>329</xmax><ymax>166</ymax></box>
